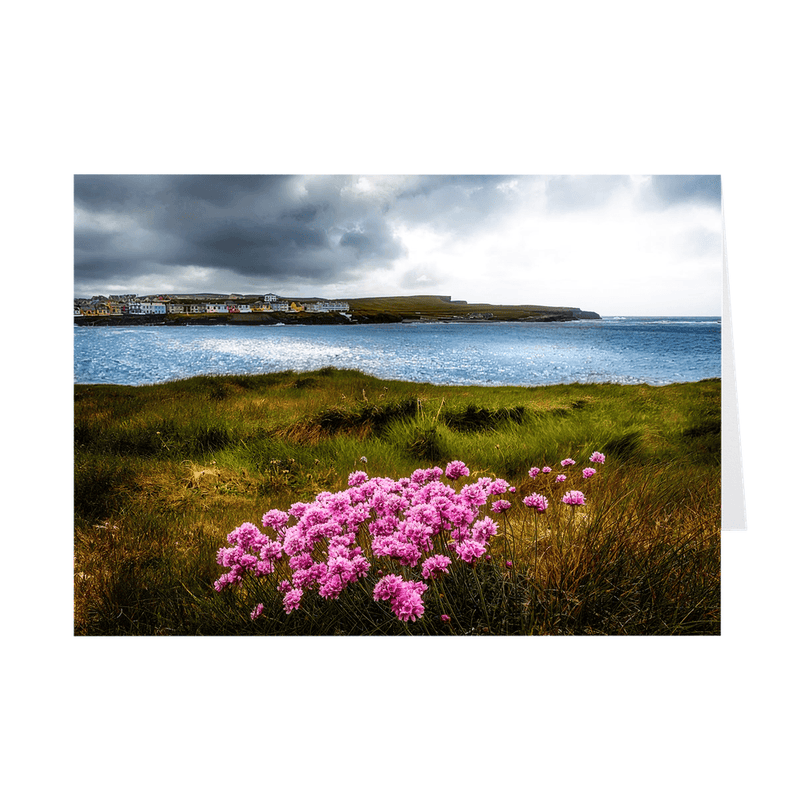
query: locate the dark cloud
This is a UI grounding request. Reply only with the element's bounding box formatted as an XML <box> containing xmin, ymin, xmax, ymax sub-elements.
<box><xmin>74</xmin><ymin>175</ymin><xmax>406</xmax><ymax>291</ymax></box>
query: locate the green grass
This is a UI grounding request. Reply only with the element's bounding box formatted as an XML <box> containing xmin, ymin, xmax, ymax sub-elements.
<box><xmin>74</xmin><ymin>369</ymin><xmax>720</xmax><ymax>635</ymax></box>
<box><xmin>344</xmin><ymin>295</ymin><xmax>585</xmax><ymax>320</ymax></box>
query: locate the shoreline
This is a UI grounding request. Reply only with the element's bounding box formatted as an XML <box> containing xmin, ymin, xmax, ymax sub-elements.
<box><xmin>74</xmin><ymin>311</ymin><xmax>599</xmax><ymax>327</ymax></box>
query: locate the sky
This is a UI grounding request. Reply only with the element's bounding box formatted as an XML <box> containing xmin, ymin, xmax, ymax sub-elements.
<box><xmin>74</xmin><ymin>174</ymin><xmax>722</xmax><ymax>316</ymax></box>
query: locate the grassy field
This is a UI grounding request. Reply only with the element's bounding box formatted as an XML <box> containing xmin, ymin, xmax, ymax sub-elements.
<box><xmin>343</xmin><ymin>294</ymin><xmax>587</xmax><ymax>320</ymax></box>
<box><xmin>74</xmin><ymin>369</ymin><xmax>720</xmax><ymax>635</ymax></box>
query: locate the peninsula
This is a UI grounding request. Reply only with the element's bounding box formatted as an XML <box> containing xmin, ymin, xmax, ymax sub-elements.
<box><xmin>74</xmin><ymin>293</ymin><xmax>601</xmax><ymax>326</ymax></box>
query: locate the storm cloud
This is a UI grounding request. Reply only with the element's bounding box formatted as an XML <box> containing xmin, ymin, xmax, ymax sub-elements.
<box><xmin>74</xmin><ymin>174</ymin><xmax>722</xmax><ymax>314</ymax></box>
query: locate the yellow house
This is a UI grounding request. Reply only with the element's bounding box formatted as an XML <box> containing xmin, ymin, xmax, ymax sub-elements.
<box><xmin>290</xmin><ymin>302</ymin><xmax>305</xmax><ymax>313</ymax></box>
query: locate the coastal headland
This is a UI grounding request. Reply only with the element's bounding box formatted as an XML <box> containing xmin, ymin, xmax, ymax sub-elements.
<box><xmin>74</xmin><ymin>294</ymin><xmax>600</xmax><ymax>326</ymax></box>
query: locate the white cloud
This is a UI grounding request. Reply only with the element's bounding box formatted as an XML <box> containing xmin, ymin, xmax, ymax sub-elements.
<box><xmin>372</xmin><ymin>177</ymin><xmax>721</xmax><ymax>314</ymax></box>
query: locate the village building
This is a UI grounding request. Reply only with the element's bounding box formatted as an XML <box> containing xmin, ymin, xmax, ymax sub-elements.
<box><xmin>75</xmin><ymin>292</ymin><xmax>351</xmax><ymax>318</ymax></box>
<box><xmin>306</xmin><ymin>300</ymin><xmax>350</xmax><ymax>313</ymax></box>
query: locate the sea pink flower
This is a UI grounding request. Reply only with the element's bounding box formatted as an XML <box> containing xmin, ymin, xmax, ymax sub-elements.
<box><xmin>523</xmin><ymin>493</ymin><xmax>548</xmax><ymax>512</ymax></box>
<box><xmin>283</xmin><ymin>588</ymin><xmax>303</xmax><ymax>613</ymax></box>
<box><xmin>250</xmin><ymin>603</ymin><xmax>264</xmax><ymax>620</ymax></box>
<box><xmin>373</xmin><ymin>574</ymin><xmax>404</xmax><ymax>601</ymax></box>
<box><xmin>391</xmin><ymin>582</ymin><xmax>427</xmax><ymax>622</ymax></box>
<box><xmin>441</xmin><ymin>614</ymin><xmax>451</xmax><ymax>623</ymax></box>
<box><xmin>492</xmin><ymin>499</ymin><xmax>511</xmax><ymax>513</ymax></box>
<box><xmin>487</xmin><ymin>478</ymin><xmax>511</xmax><ymax>495</ymax></box>
<box><xmin>471</xmin><ymin>516</ymin><xmax>498</xmax><ymax>544</ymax></box>
<box><xmin>542</xmin><ymin>466</ymin><xmax>552</xmax><ymax>474</ymax></box>
<box><xmin>460</xmin><ymin>483</ymin><xmax>488</xmax><ymax>507</ymax></box>
<box><xmin>582</xmin><ymin>468</ymin><xmax>596</xmax><ymax>479</ymax></box>
<box><xmin>455</xmin><ymin>539</ymin><xmax>487</xmax><ymax>564</ymax></box>
<box><xmin>373</xmin><ymin>575</ymin><xmax>427</xmax><ymax>621</ymax></box>
<box><xmin>262</xmin><ymin>509</ymin><xmax>289</xmax><ymax>532</ymax></box>
<box><xmin>589</xmin><ymin>451</ymin><xmax>606</xmax><ymax>464</ymax></box>
<box><xmin>555</xmin><ymin>474</ymin><xmax>566</xmax><ymax>483</ymax></box>
<box><xmin>348</xmin><ymin>470</ymin><xmax>369</xmax><ymax>486</ymax></box>
<box><xmin>528</xmin><ymin>467</ymin><xmax>540</xmax><ymax>478</ymax></box>
<box><xmin>562</xmin><ymin>490</ymin><xmax>586</xmax><ymax>506</ymax></box>
<box><xmin>445</xmin><ymin>460</ymin><xmax>471</xmax><ymax>480</ymax></box>
<box><xmin>505</xmin><ymin>560</ymin><xmax>513</xmax><ymax>568</ymax></box>
<box><xmin>421</xmin><ymin>554</ymin><xmax>452</xmax><ymax>580</ymax></box>
<box><xmin>561</xmin><ymin>458</ymin><xmax>576</xmax><ymax>467</ymax></box>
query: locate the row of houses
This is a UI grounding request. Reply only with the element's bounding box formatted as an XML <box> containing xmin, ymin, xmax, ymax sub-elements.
<box><xmin>74</xmin><ymin>294</ymin><xmax>350</xmax><ymax>317</ymax></box>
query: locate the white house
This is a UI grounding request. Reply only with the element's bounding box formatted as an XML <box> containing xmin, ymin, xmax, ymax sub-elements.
<box><xmin>206</xmin><ymin>303</ymin><xmax>229</xmax><ymax>313</ymax></box>
<box><xmin>128</xmin><ymin>302</ymin><xmax>166</xmax><ymax>314</ymax></box>
<box><xmin>307</xmin><ymin>300</ymin><xmax>350</xmax><ymax>313</ymax></box>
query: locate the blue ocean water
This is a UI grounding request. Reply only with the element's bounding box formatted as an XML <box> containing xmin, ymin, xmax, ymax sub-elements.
<box><xmin>73</xmin><ymin>317</ymin><xmax>721</xmax><ymax>387</ymax></box>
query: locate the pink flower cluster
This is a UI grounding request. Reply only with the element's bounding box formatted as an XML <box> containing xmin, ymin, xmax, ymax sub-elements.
<box><xmin>213</xmin><ymin>522</ymin><xmax>284</xmax><ymax>592</ymax></box>
<box><xmin>561</xmin><ymin>490</ymin><xmax>586</xmax><ymax>506</ymax></box>
<box><xmin>214</xmin><ymin>453</ymin><xmax>607</xmax><ymax>624</ymax></box>
<box><xmin>373</xmin><ymin>574</ymin><xmax>428</xmax><ymax>621</ymax></box>
<box><xmin>522</xmin><ymin>492</ymin><xmax>548</xmax><ymax>512</ymax></box>
<box><xmin>521</xmin><ymin>452</ymin><xmax>606</xmax><ymax>514</ymax></box>
<box><xmin>214</xmin><ymin>460</ymin><xmax>512</xmax><ymax>623</ymax></box>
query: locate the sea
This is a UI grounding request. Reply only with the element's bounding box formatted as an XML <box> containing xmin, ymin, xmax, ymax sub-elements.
<box><xmin>73</xmin><ymin>317</ymin><xmax>721</xmax><ymax>388</ymax></box>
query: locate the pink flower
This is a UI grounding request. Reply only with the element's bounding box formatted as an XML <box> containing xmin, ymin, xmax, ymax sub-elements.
<box><xmin>528</xmin><ymin>467</ymin><xmax>540</xmax><ymax>478</ymax></box>
<box><xmin>250</xmin><ymin>603</ymin><xmax>264</xmax><ymax>620</ymax></box>
<box><xmin>555</xmin><ymin>474</ymin><xmax>566</xmax><ymax>483</ymax></box>
<box><xmin>441</xmin><ymin>614</ymin><xmax>451</xmax><ymax>623</ymax></box>
<box><xmin>582</xmin><ymin>468</ymin><xmax>596</xmax><ymax>479</ymax></box>
<box><xmin>421</xmin><ymin>554</ymin><xmax>452</xmax><ymax>580</ymax></box>
<box><xmin>347</xmin><ymin>470</ymin><xmax>369</xmax><ymax>486</ymax></box>
<box><xmin>523</xmin><ymin>493</ymin><xmax>548</xmax><ymax>512</ymax></box>
<box><xmin>487</xmin><ymin>479</ymin><xmax>511</xmax><ymax>495</ymax></box>
<box><xmin>561</xmin><ymin>458</ymin><xmax>576</xmax><ymax>467</ymax></box>
<box><xmin>262</xmin><ymin>509</ymin><xmax>289</xmax><ymax>532</ymax></box>
<box><xmin>562</xmin><ymin>490</ymin><xmax>586</xmax><ymax>506</ymax></box>
<box><xmin>376</xmin><ymin>577</ymin><xmax>428</xmax><ymax>622</ymax></box>
<box><xmin>373</xmin><ymin>574</ymin><xmax>404</xmax><ymax>601</ymax></box>
<box><xmin>283</xmin><ymin>588</ymin><xmax>303</xmax><ymax>613</ymax></box>
<box><xmin>459</xmin><ymin>483</ymin><xmax>488</xmax><ymax>507</ymax></box>
<box><xmin>455</xmin><ymin>539</ymin><xmax>487</xmax><ymax>564</ymax></box>
<box><xmin>471</xmin><ymin>516</ymin><xmax>498</xmax><ymax>544</ymax></box>
<box><xmin>492</xmin><ymin>499</ymin><xmax>511</xmax><ymax>514</ymax></box>
<box><xmin>541</xmin><ymin>466</ymin><xmax>552</xmax><ymax>474</ymax></box>
<box><xmin>505</xmin><ymin>560</ymin><xmax>513</xmax><ymax>568</ymax></box>
<box><xmin>445</xmin><ymin>460</ymin><xmax>470</xmax><ymax>480</ymax></box>
<box><xmin>589</xmin><ymin>451</ymin><xmax>606</xmax><ymax>464</ymax></box>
